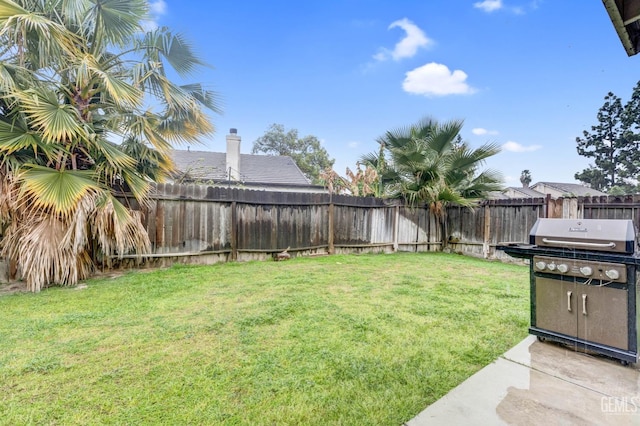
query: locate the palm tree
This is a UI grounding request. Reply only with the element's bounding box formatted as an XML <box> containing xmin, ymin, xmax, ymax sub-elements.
<box><xmin>0</xmin><ymin>0</ymin><xmax>220</xmax><ymax>291</ymax></box>
<box><xmin>520</xmin><ymin>170</ymin><xmax>532</xmax><ymax>188</ymax></box>
<box><xmin>367</xmin><ymin>117</ymin><xmax>503</xmax><ymax>245</ymax></box>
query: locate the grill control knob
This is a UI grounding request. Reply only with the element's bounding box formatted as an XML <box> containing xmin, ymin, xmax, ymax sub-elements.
<box><xmin>580</xmin><ymin>266</ymin><xmax>593</xmax><ymax>277</ymax></box>
<box><xmin>605</xmin><ymin>269</ymin><xmax>620</xmax><ymax>280</ymax></box>
<box><xmin>547</xmin><ymin>263</ymin><xmax>556</xmax><ymax>271</ymax></box>
<box><xmin>557</xmin><ymin>264</ymin><xmax>569</xmax><ymax>273</ymax></box>
<box><xmin>535</xmin><ymin>261</ymin><xmax>546</xmax><ymax>270</ymax></box>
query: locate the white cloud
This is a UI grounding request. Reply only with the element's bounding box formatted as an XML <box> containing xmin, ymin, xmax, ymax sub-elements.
<box><xmin>141</xmin><ymin>0</ymin><xmax>167</xmax><ymax>32</ymax></box>
<box><xmin>402</xmin><ymin>63</ymin><xmax>476</xmax><ymax>97</ymax></box>
<box><xmin>472</xmin><ymin>128</ymin><xmax>499</xmax><ymax>136</ymax></box>
<box><xmin>474</xmin><ymin>0</ymin><xmax>503</xmax><ymax>12</ymax></box>
<box><xmin>150</xmin><ymin>0</ymin><xmax>167</xmax><ymax>15</ymax></box>
<box><xmin>502</xmin><ymin>141</ymin><xmax>542</xmax><ymax>152</ymax></box>
<box><xmin>140</xmin><ymin>21</ymin><xmax>157</xmax><ymax>32</ymax></box>
<box><xmin>374</xmin><ymin>18</ymin><xmax>432</xmax><ymax>61</ymax></box>
<box><xmin>475</xmin><ymin>0</ymin><xmax>537</xmax><ymax>15</ymax></box>
<box><xmin>348</xmin><ymin>141</ymin><xmax>359</xmax><ymax>149</ymax></box>
<box><xmin>372</xmin><ymin>52</ymin><xmax>387</xmax><ymax>61</ymax></box>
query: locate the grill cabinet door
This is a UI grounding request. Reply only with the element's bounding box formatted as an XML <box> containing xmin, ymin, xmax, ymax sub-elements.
<box><xmin>535</xmin><ymin>277</ymin><xmax>576</xmax><ymax>337</ymax></box>
<box><xmin>576</xmin><ymin>284</ymin><xmax>628</xmax><ymax>350</ymax></box>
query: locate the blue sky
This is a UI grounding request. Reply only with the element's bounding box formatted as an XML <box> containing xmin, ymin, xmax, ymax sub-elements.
<box><xmin>149</xmin><ymin>0</ymin><xmax>640</xmax><ymax>187</ymax></box>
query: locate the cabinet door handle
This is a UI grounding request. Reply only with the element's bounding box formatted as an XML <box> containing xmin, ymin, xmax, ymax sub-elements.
<box><xmin>567</xmin><ymin>291</ymin><xmax>572</xmax><ymax>312</ymax></box>
<box><xmin>582</xmin><ymin>294</ymin><xmax>587</xmax><ymax>315</ymax></box>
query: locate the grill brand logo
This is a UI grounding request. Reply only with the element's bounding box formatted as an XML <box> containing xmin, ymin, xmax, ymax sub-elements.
<box><xmin>601</xmin><ymin>397</ymin><xmax>640</xmax><ymax>414</ymax></box>
<box><xmin>568</xmin><ymin>227</ymin><xmax>588</xmax><ymax>232</ymax></box>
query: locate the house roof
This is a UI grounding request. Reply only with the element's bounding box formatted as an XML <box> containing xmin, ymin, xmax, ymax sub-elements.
<box><xmin>170</xmin><ymin>150</ymin><xmax>311</xmax><ymax>186</ymax></box>
<box><xmin>505</xmin><ymin>187</ymin><xmax>546</xmax><ymax>198</ymax></box>
<box><xmin>603</xmin><ymin>0</ymin><xmax>640</xmax><ymax>56</ymax></box>
<box><xmin>531</xmin><ymin>182</ymin><xmax>607</xmax><ymax>197</ymax></box>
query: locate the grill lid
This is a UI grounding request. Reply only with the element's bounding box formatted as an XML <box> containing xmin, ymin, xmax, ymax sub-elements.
<box><xmin>529</xmin><ymin>218</ymin><xmax>636</xmax><ymax>254</ymax></box>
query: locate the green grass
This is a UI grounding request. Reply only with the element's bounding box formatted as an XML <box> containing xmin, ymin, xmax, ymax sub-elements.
<box><xmin>0</xmin><ymin>252</ymin><xmax>529</xmax><ymax>425</ymax></box>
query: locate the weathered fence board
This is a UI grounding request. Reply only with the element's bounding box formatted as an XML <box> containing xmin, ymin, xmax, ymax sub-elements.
<box><xmin>394</xmin><ymin>207</ymin><xmax>429</xmax><ymax>252</ymax></box>
<box><xmin>581</xmin><ymin>195</ymin><xmax>640</xmax><ymax>222</ymax></box>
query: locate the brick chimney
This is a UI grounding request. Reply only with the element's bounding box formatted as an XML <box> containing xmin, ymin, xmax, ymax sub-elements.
<box><xmin>226</xmin><ymin>128</ymin><xmax>240</xmax><ymax>181</ymax></box>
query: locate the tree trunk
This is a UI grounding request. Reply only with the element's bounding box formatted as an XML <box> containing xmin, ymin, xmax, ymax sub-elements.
<box><xmin>439</xmin><ymin>214</ymin><xmax>448</xmax><ymax>250</ymax></box>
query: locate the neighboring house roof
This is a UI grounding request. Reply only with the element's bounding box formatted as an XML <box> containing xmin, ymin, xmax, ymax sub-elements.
<box><xmin>504</xmin><ymin>187</ymin><xmax>546</xmax><ymax>198</ymax></box>
<box><xmin>530</xmin><ymin>182</ymin><xmax>607</xmax><ymax>197</ymax></box>
<box><xmin>170</xmin><ymin>149</ymin><xmax>312</xmax><ymax>187</ymax></box>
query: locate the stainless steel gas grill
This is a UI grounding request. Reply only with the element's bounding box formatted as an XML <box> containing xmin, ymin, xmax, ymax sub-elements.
<box><xmin>498</xmin><ymin>218</ymin><xmax>640</xmax><ymax>364</ymax></box>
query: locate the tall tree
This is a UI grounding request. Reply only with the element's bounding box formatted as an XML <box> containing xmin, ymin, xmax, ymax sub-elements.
<box><xmin>0</xmin><ymin>0</ymin><xmax>220</xmax><ymax>291</ymax></box>
<box><xmin>365</xmin><ymin>117</ymin><xmax>502</xmax><ymax>244</ymax></box>
<box><xmin>252</xmin><ymin>124</ymin><xmax>334</xmax><ymax>184</ymax></box>
<box><xmin>575</xmin><ymin>84</ymin><xmax>640</xmax><ymax>192</ymax></box>
<box><xmin>520</xmin><ymin>170</ymin><xmax>532</xmax><ymax>188</ymax></box>
<box><xmin>574</xmin><ymin>166</ymin><xmax>608</xmax><ymax>192</ymax></box>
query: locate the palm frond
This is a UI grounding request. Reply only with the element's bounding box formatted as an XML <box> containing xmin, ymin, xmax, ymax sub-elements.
<box><xmin>121</xmin><ymin>111</ymin><xmax>172</xmax><ymax>152</ymax></box>
<box><xmin>94</xmin><ymin>67</ymin><xmax>143</xmax><ymax>108</ymax></box>
<box><xmin>424</xmin><ymin>119</ymin><xmax>464</xmax><ymax>155</ymax></box>
<box><xmin>0</xmin><ymin>8</ymin><xmax>80</xmax><ymax>68</ymax></box>
<box><xmin>0</xmin><ymin>119</ymin><xmax>47</xmax><ymax>155</ymax></box>
<box><xmin>85</xmin><ymin>0</ymin><xmax>146</xmax><ymax>49</ymax></box>
<box><xmin>2</xmin><ymin>214</ymin><xmax>93</xmax><ymax>291</ymax></box>
<box><xmin>69</xmin><ymin>53</ymin><xmax>143</xmax><ymax>109</ymax></box>
<box><xmin>0</xmin><ymin>0</ymin><xmax>27</xmax><ymax>20</ymax></box>
<box><xmin>180</xmin><ymin>83</ymin><xmax>222</xmax><ymax>113</ymax></box>
<box><xmin>91</xmin><ymin>192</ymin><xmax>150</xmax><ymax>260</ymax></box>
<box><xmin>15</xmin><ymin>88</ymin><xmax>85</xmax><ymax>143</ymax></box>
<box><xmin>120</xmin><ymin>137</ymin><xmax>173</xmax><ymax>181</ymax></box>
<box><xmin>141</xmin><ymin>28</ymin><xmax>207</xmax><ymax>76</ymax></box>
<box><xmin>0</xmin><ymin>62</ymin><xmax>19</xmax><ymax>92</ymax></box>
<box><xmin>18</xmin><ymin>165</ymin><xmax>103</xmax><ymax>218</ymax></box>
<box><xmin>88</xmin><ymin>135</ymin><xmax>137</xmax><ymax>172</ymax></box>
<box><xmin>58</xmin><ymin>0</ymin><xmax>92</xmax><ymax>27</ymax></box>
<box><xmin>359</xmin><ymin>151</ymin><xmax>381</xmax><ymax>169</ymax></box>
<box><xmin>117</xmin><ymin>168</ymin><xmax>152</xmax><ymax>201</ymax></box>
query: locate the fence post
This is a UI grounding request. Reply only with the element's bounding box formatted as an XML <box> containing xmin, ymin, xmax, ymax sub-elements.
<box><xmin>562</xmin><ymin>198</ymin><xmax>578</xmax><ymax>219</ymax></box>
<box><xmin>328</xmin><ymin>196</ymin><xmax>334</xmax><ymax>254</ymax></box>
<box><xmin>393</xmin><ymin>204</ymin><xmax>399</xmax><ymax>252</ymax></box>
<box><xmin>231</xmin><ymin>200</ymin><xmax>237</xmax><ymax>261</ymax></box>
<box><xmin>483</xmin><ymin>204</ymin><xmax>491</xmax><ymax>258</ymax></box>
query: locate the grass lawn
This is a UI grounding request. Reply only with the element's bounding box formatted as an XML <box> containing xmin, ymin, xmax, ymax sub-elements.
<box><xmin>0</xmin><ymin>252</ymin><xmax>529</xmax><ymax>425</ymax></box>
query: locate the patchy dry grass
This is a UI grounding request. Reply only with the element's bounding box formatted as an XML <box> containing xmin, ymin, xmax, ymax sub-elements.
<box><xmin>0</xmin><ymin>252</ymin><xmax>529</xmax><ymax>425</ymax></box>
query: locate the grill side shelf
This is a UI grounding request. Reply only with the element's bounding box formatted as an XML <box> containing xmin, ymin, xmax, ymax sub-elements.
<box><xmin>497</xmin><ymin>244</ymin><xmax>640</xmax><ymax>265</ymax></box>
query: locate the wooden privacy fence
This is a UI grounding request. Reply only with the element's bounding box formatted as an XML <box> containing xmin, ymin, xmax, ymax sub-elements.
<box><xmin>116</xmin><ymin>184</ymin><xmax>640</xmax><ymax>268</ymax></box>
<box><xmin>121</xmin><ymin>183</ymin><xmax>441</xmax><ymax>267</ymax></box>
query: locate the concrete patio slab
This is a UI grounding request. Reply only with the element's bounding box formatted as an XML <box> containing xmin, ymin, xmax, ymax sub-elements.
<box><xmin>406</xmin><ymin>336</ymin><xmax>640</xmax><ymax>426</ymax></box>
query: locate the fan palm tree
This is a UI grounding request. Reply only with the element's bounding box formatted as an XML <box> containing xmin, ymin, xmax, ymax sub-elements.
<box><xmin>364</xmin><ymin>117</ymin><xmax>503</xmax><ymax>244</ymax></box>
<box><xmin>0</xmin><ymin>0</ymin><xmax>220</xmax><ymax>291</ymax></box>
<box><xmin>520</xmin><ymin>170</ymin><xmax>532</xmax><ymax>188</ymax></box>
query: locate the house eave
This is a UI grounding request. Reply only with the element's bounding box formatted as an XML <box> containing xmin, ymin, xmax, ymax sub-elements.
<box><xmin>603</xmin><ymin>0</ymin><xmax>640</xmax><ymax>56</ymax></box>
